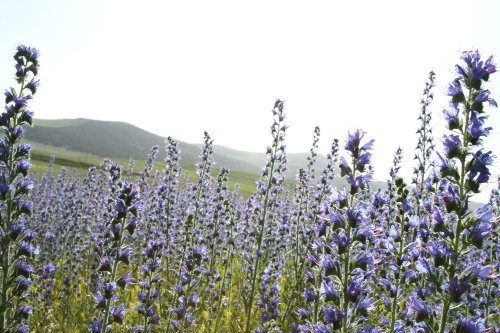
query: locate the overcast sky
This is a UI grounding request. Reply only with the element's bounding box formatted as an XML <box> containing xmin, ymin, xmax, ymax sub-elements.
<box><xmin>1</xmin><ymin>0</ymin><xmax>499</xmax><ymax>201</ymax></box>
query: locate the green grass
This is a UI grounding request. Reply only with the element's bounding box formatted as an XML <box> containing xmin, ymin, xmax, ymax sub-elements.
<box><xmin>29</xmin><ymin>144</ymin><xmax>263</xmax><ymax>197</ymax></box>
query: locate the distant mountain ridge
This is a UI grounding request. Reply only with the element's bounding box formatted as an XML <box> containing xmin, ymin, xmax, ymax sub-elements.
<box><xmin>26</xmin><ymin>118</ymin><xmax>329</xmax><ymax>178</ymax></box>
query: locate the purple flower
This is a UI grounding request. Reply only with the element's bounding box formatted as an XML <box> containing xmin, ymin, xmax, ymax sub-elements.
<box><xmin>442</xmin><ymin>182</ymin><xmax>461</xmax><ymax>213</ymax></box>
<box><xmin>331</xmin><ymin>232</ymin><xmax>350</xmax><ymax>254</ymax></box>
<box><xmin>331</xmin><ymin>188</ymin><xmax>348</xmax><ymax>207</ymax></box>
<box><xmin>435</xmin><ymin>152</ymin><xmax>452</xmax><ymax>176</ymax></box>
<box><xmin>461</xmin><ymin>50</ymin><xmax>496</xmax><ymax>81</ymax></box>
<box><xmin>407</xmin><ymin>295</ymin><xmax>431</xmax><ymax>322</ymax></box>
<box><xmin>456</xmin><ymin>317</ymin><xmax>486</xmax><ymax>333</ymax></box>
<box><xmin>126</xmin><ymin>218</ymin><xmax>137</xmax><ymax>235</ymax></box>
<box><xmin>99</xmin><ymin>258</ymin><xmax>112</xmax><ymax>273</ymax></box>
<box><xmin>427</xmin><ymin>240</ymin><xmax>452</xmax><ymax>267</ymax></box>
<box><xmin>303</xmin><ymin>289</ymin><xmax>316</xmax><ymax>303</ymax></box>
<box><xmin>415</xmin><ymin>257</ymin><xmax>434</xmax><ymax>276</ymax></box>
<box><xmin>320</xmin><ymin>277</ymin><xmax>339</xmax><ymax>302</ymax></box>
<box><xmin>467</xmin><ymin>111</ymin><xmax>491</xmax><ymax>143</ymax></box>
<box><xmin>114</xmin><ymin>200</ymin><xmax>127</xmax><ymax>219</ymax></box>
<box><xmin>15</xmin><ymin>324</ymin><xmax>30</xmax><ymax>333</ymax></box>
<box><xmin>112</xmin><ymin>304</ymin><xmax>126</xmax><ymax>324</ymax></box>
<box><xmin>449</xmin><ymin>277</ymin><xmax>468</xmax><ymax>303</ymax></box>
<box><xmin>90</xmin><ymin>320</ymin><xmax>102</xmax><ymax>333</ymax></box>
<box><xmin>118</xmin><ymin>247</ymin><xmax>132</xmax><ymax>265</ymax></box>
<box><xmin>354</xmin><ymin>225</ymin><xmax>375</xmax><ymax>243</ymax></box>
<box><xmin>372</xmin><ymin>189</ymin><xmax>387</xmax><ymax>209</ymax></box>
<box><xmin>442</xmin><ymin>134</ymin><xmax>462</xmax><ymax>159</ymax></box>
<box><xmin>355</xmin><ymin>252</ymin><xmax>374</xmax><ymax>271</ymax></box>
<box><xmin>13</xmin><ymin>276</ymin><xmax>33</xmax><ymax>295</ymax></box>
<box><xmin>466</xmin><ymin>150</ymin><xmax>492</xmax><ymax>192</ymax></box>
<box><xmin>103</xmin><ymin>281</ymin><xmax>117</xmax><ymax>299</ymax></box>
<box><xmin>187</xmin><ymin>294</ymin><xmax>200</xmax><ymax>307</ymax></box>
<box><xmin>468</xmin><ymin>220</ymin><xmax>492</xmax><ymax>249</ymax></box>
<box><xmin>322</xmin><ymin>307</ymin><xmax>343</xmax><ymax>328</ymax></box>
<box><xmin>313</xmin><ymin>324</ymin><xmax>331</xmax><ymax>333</ymax></box>
<box><xmin>484</xmin><ymin>55</ymin><xmax>497</xmax><ymax>74</ymax></box>
<box><xmin>15</xmin><ymin>261</ymin><xmax>33</xmax><ymax>277</ymax></box>
<box><xmin>466</xmin><ymin>264</ymin><xmax>492</xmax><ymax>281</ymax></box>
<box><xmin>356</xmin><ymin>297</ymin><xmax>375</xmax><ymax>316</ymax></box>
<box><xmin>347</xmin><ymin>279</ymin><xmax>363</xmax><ymax>302</ymax></box>
<box><xmin>346</xmin><ymin>129</ymin><xmax>365</xmax><ymax>152</ymax></box>
<box><xmin>117</xmin><ymin>272</ymin><xmax>136</xmax><ymax>289</ymax></box>
<box><xmin>296</xmin><ymin>308</ymin><xmax>308</xmax><ymax>320</ymax></box>
<box><xmin>15</xmin><ymin>45</ymin><xmax>40</xmax><ymax>63</ymax></box>
<box><xmin>345</xmin><ymin>129</ymin><xmax>374</xmax><ymax>158</ymax></box>
<box><xmin>16</xmin><ymin>241</ymin><xmax>37</xmax><ymax>257</ymax></box>
<box><xmin>15</xmin><ymin>304</ymin><xmax>32</xmax><ymax>319</ymax></box>
<box><xmin>347</xmin><ymin>174</ymin><xmax>372</xmax><ymax>194</ymax></box>
<box><xmin>447</xmin><ymin>79</ymin><xmax>465</xmax><ymax>102</ymax></box>
<box><xmin>320</xmin><ymin>255</ymin><xmax>339</xmax><ymax>277</ymax></box>
<box><xmin>93</xmin><ymin>292</ymin><xmax>106</xmax><ymax>309</ymax></box>
<box><xmin>357</xmin><ymin>152</ymin><xmax>371</xmax><ymax>171</ymax></box>
<box><xmin>475</xmin><ymin>89</ymin><xmax>497</xmax><ymax>107</ymax></box>
<box><xmin>174</xmin><ymin>306</ymin><xmax>187</xmax><ymax>319</ymax></box>
<box><xmin>339</xmin><ymin>156</ymin><xmax>351</xmax><ymax>177</ymax></box>
<box><xmin>40</xmin><ymin>263</ymin><xmax>55</xmax><ymax>279</ymax></box>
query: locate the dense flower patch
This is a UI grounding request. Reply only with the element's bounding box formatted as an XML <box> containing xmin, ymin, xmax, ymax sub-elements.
<box><xmin>1</xmin><ymin>46</ymin><xmax>498</xmax><ymax>332</ymax></box>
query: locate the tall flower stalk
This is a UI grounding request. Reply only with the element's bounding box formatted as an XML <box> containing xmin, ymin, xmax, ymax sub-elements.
<box><xmin>0</xmin><ymin>45</ymin><xmax>39</xmax><ymax>333</ymax></box>
<box><xmin>280</xmin><ymin>126</ymin><xmax>322</xmax><ymax>330</ymax></box>
<box><xmin>336</xmin><ymin>129</ymin><xmax>376</xmax><ymax>333</ymax></box>
<box><xmin>91</xmin><ymin>163</ymin><xmax>140</xmax><ymax>332</ymax></box>
<box><xmin>412</xmin><ymin>70</ymin><xmax>436</xmax><ymax>209</ymax></box>
<box><xmin>435</xmin><ymin>50</ymin><xmax>497</xmax><ymax>332</ymax></box>
<box><xmin>243</xmin><ymin>100</ymin><xmax>288</xmax><ymax>333</ymax></box>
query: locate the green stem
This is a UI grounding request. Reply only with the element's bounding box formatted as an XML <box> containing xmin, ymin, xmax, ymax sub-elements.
<box><xmin>389</xmin><ymin>212</ymin><xmax>405</xmax><ymax>332</ymax></box>
<box><xmin>100</xmin><ymin>214</ymin><xmax>127</xmax><ymax>333</ymax></box>
<box><xmin>341</xmin><ymin>238</ymin><xmax>351</xmax><ymax>333</ymax></box>
<box><xmin>341</xmin><ymin>157</ymin><xmax>358</xmax><ymax>333</ymax></box>
<box><xmin>438</xmin><ymin>85</ymin><xmax>473</xmax><ymax>333</ymax></box>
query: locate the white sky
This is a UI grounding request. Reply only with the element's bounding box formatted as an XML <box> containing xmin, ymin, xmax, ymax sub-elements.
<box><xmin>1</xmin><ymin>0</ymin><xmax>499</xmax><ymax>201</ymax></box>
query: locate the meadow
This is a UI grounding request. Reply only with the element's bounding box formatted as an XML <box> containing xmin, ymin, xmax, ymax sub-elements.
<box><xmin>0</xmin><ymin>45</ymin><xmax>498</xmax><ymax>333</ymax></box>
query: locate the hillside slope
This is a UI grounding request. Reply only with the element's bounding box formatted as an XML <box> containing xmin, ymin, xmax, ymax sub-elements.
<box><xmin>26</xmin><ymin>118</ymin><xmax>328</xmax><ymax>178</ymax></box>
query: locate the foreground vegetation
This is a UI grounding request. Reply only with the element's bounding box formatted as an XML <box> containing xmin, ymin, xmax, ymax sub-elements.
<box><xmin>1</xmin><ymin>46</ymin><xmax>499</xmax><ymax>333</ymax></box>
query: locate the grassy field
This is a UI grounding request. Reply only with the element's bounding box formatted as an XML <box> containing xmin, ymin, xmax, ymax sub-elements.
<box><xmin>28</xmin><ymin>140</ymin><xmax>263</xmax><ymax>197</ymax></box>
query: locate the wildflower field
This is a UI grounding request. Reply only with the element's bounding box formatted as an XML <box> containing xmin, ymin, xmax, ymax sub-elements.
<box><xmin>0</xmin><ymin>45</ymin><xmax>499</xmax><ymax>333</ymax></box>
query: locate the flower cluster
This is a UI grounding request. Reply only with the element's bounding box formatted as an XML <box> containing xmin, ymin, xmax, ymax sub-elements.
<box><xmin>0</xmin><ymin>46</ymin><xmax>496</xmax><ymax>333</ymax></box>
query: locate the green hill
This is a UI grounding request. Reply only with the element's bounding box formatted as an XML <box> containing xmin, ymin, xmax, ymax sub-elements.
<box><xmin>25</xmin><ymin>118</ymin><xmax>329</xmax><ymax>178</ymax></box>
